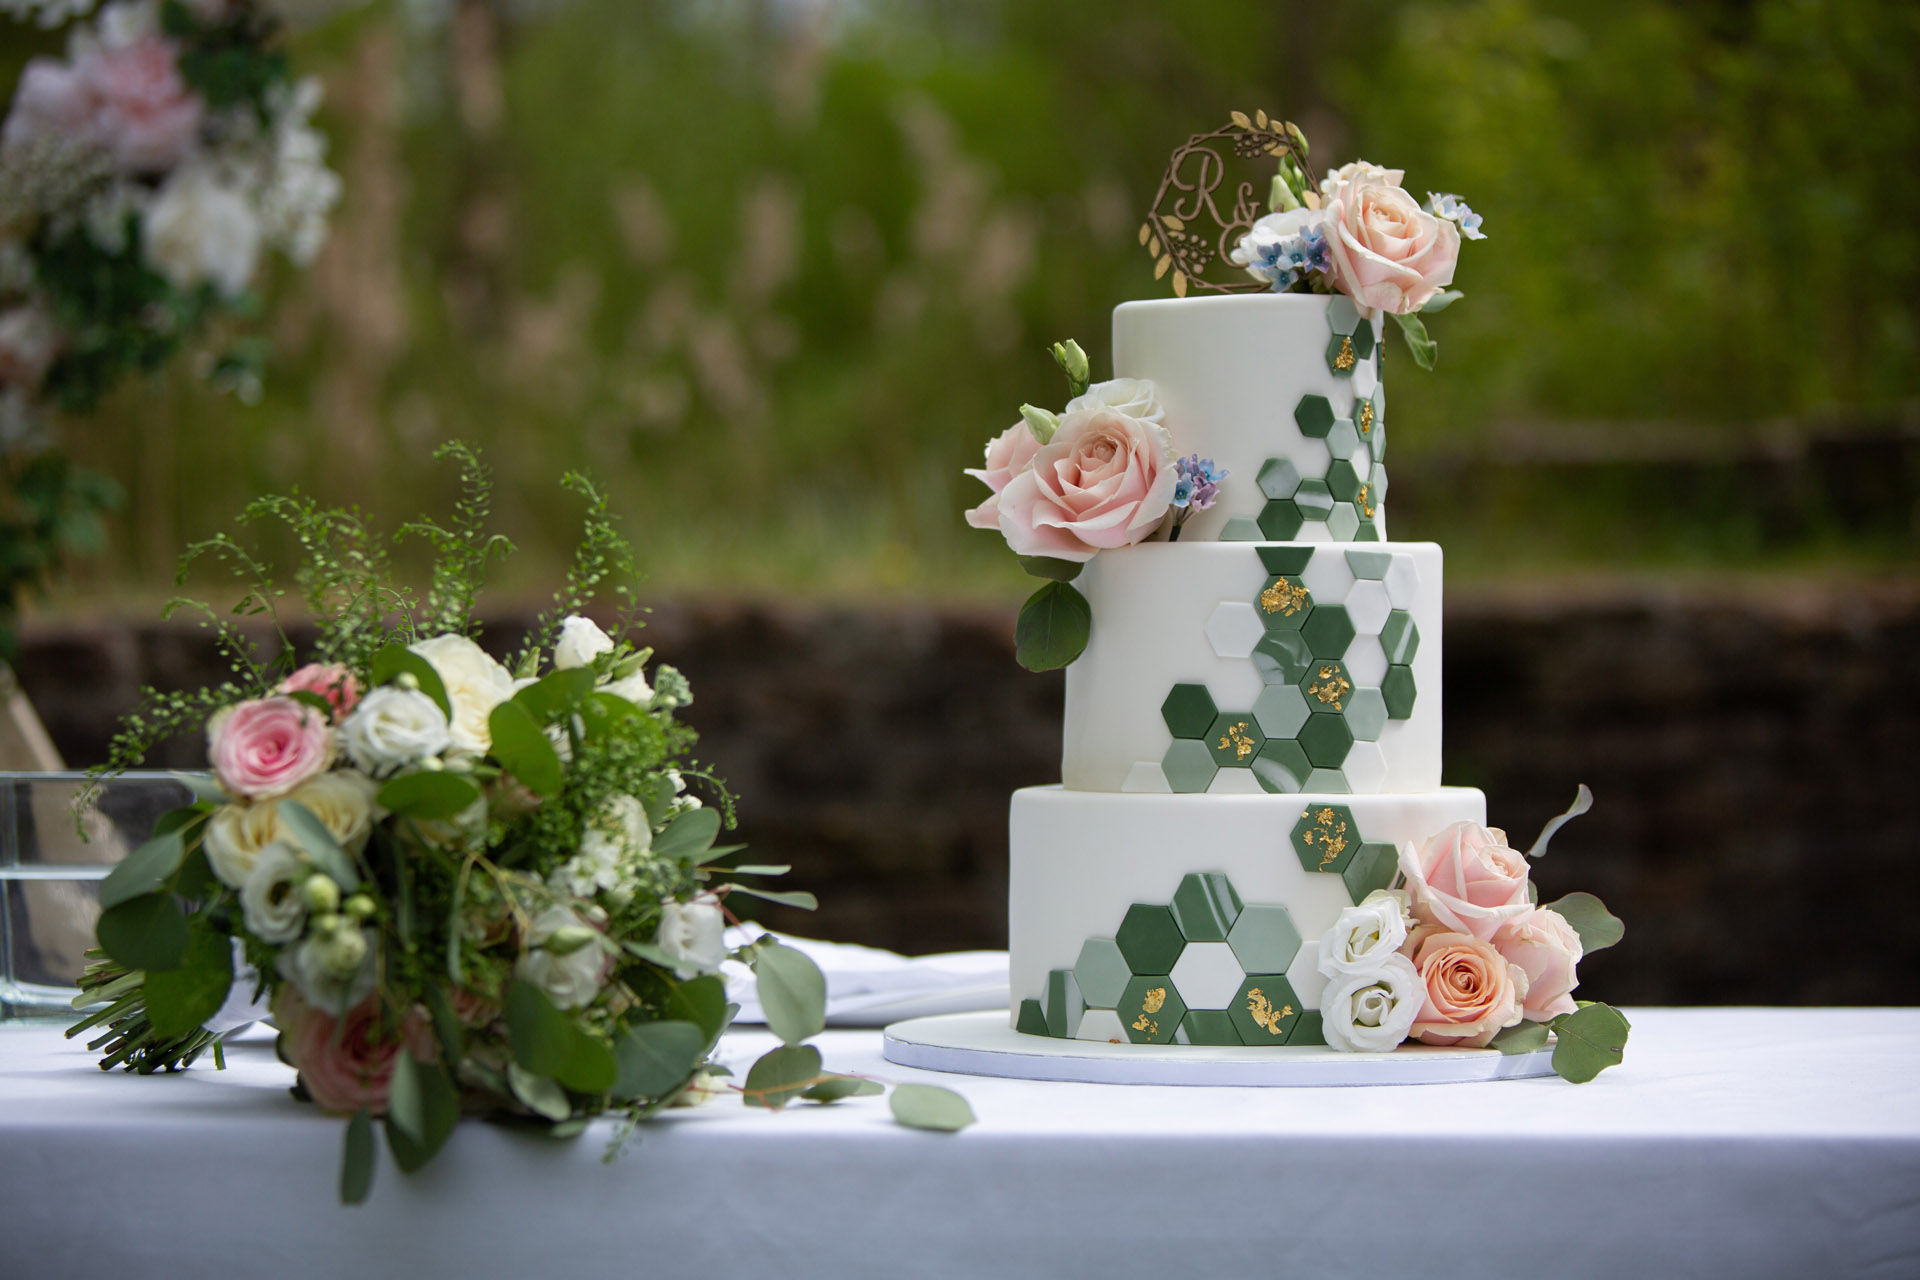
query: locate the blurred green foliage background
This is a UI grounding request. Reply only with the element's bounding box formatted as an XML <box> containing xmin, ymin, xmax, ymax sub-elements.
<box><xmin>7</xmin><ymin>0</ymin><xmax>1917</xmax><ymax>612</ymax></box>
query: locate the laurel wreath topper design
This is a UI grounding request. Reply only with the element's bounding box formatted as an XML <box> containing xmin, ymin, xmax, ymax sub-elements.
<box><xmin>1138</xmin><ymin>109</ymin><xmax>1321</xmax><ymax>297</ymax></box>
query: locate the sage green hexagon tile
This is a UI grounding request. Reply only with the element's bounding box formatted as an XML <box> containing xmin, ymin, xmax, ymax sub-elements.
<box><xmin>1175</xmin><ymin>1009</ymin><xmax>1242</xmax><ymax>1046</ymax></box>
<box><xmin>1226</xmin><ymin>903</ymin><xmax>1303</xmax><ymax>973</ymax></box>
<box><xmin>1252</xmin><ymin>683</ymin><xmax>1311</xmax><ymax>738</ymax></box>
<box><xmin>1229</xmin><ymin>974</ymin><xmax>1303</xmax><ymax>1045</ymax></box>
<box><xmin>1370</xmin><ymin>393</ymin><xmax>1387</xmax><ymax>459</ymax></box>
<box><xmin>1300</xmin><ymin>658</ymin><xmax>1356</xmax><ymax>713</ymax></box>
<box><xmin>1355</xmin><ymin>393</ymin><xmax>1379</xmax><ymax>445</ymax></box>
<box><xmin>1170</xmin><ymin>873</ymin><xmax>1244</xmax><ymax>943</ymax></box>
<box><xmin>1220</xmin><ymin>516</ymin><xmax>1264</xmax><ymax>542</ymax></box>
<box><xmin>1326</xmin><ymin>458</ymin><xmax>1363</xmax><ymax>503</ymax></box>
<box><xmin>1380</xmin><ymin>610</ymin><xmax>1420</xmax><ymax>664</ymax></box>
<box><xmin>1256</xmin><ymin>575</ymin><xmax>1313</xmax><ymax>630</ymax></box>
<box><xmin>1350</xmin><ymin>320</ymin><xmax>1375</xmax><ymax>361</ymax></box>
<box><xmin>1293</xmin><ymin>479</ymin><xmax>1335</xmax><ymax>522</ymax></box>
<box><xmin>1301</xmin><ymin>604</ymin><xmax>1356</xmax><ymax>660</ymax></box>
<box><xmin>1252</xmin><ymin>738</ymin><xmax>1311</xmax><ymax>793</ymax></box>
<box><xmin>1257</xmin><ymin>457</ymin><xmax>1301</xmax><ymax>500</ymax></box>
<box><xmin>1287</xmin><ymin>1010</ymin><xmax>1327</xmax><ymax>1046</ymax></box>
<box><xmin>1325</xmin><ymin>294</ymin><xmax>1360</xmax><ymax>336</ymax></box>
<box><xmin>1115</xmin><ymin>904</ymin><xmax>1186</xmax><ymax>975</ymax></box>
<box><xmin>1345</xmin><ymin>550</ymin><xmax>1393</xmax><ymax>579</ymax></box>
<box><xmin>1371</xmin><ymin>461</ymin><xmax>1391</xmax><ymax>505</ymax></box>
<box><xmin>1326</xmin><ymin>418</ymin><xmax>1360</xmax><ymax>461</ymax></box>
<box><xmin>1072</xmin><ymin>937</ymin><xmax>1132</xmax><ymax>1009</ymax></box>
<box><xmin>1298</xmin><ymin>712</ymin><xmax>1354</xmax><ymax>768</ymax></box>
<box><xmin>1258</xmin><ymin>499</ymin><xmax>1304</xmax><ymax>540</ymax></box>
<box><xmin>1251</xmin><ymin>630</ymin><xmax>1314</xmax><ymax>686</ymax></box>
<box><xmin>1206</xmin><ymin>712</ymin><xmax>1264</xmax><ymax>768</ymax></box>
<box><xmin>1294</xmin><ymin>393</ymin><xmax>1335</xmax><ymax>438</ymax></box>
<box><xmin>1343</xmin><ymin>842</ymin><xmax>1400</xmax><ymax>904</ymax></box>
<box><xmin>1344</xmin><ymin>687</ymin><xmax>1388</xmax><ymax>742</ymax></box>
<box><xmin>1305</xmin><ymin>767</ymin><xmax>1351</xmax><ymax>792</ymax></box>
<box><xmin>1162</xmin><ymin>740</ymin><xmax>1217</xmax><ymax>793</ymax></box>
<box><xmin>1326</xmin><ymin>331</ymin><xmax>1359</xmax><ymax>378</ymax></box>
<box><xmin>1161</xmin><ymin>683</ymin><xmax>1217</xmax><ymax>738</ymax></box>
<box><xmin>1382</xmin><ymin>664</ymin><xmax>1418</xmax><ymax>720</ymax></box>
<box><xmin>1326</xmin><ymin>502</ymin><xmax>1360</xmax><ymax>542</ymax></box>
<box><xmin>1256</xmin><ymin>546</ymin><xmax>1314</xmax><ymax>576</ymax></box>
<box><xmin>1043</xmin><ymin>968</ymin><xmax>1084</xmax><ymax>1038</ymax></box>
<box><xmin>1015</xmin><ymin>998</ymin><xmax>1048</xmax><ymax>1037</ymax></box>
<box><xmin>1118</xmin><ymin>975</ymin><xmax>1186</xmax><ymax>1045</ymax></box>
<box><xmin>1169</xmin><ymin>940</ymin><xmax>1247</xmax><ymax>1009</ymax></box>
<box><xmin>1353</xmin><ymin>520</ymin><xmax>1383</xmax><ymax>543</ymax></box>
<box><xmin>1291</xmin><ymin>802</ymin><xmax>1359</xmax><ymax>874</ymax></box>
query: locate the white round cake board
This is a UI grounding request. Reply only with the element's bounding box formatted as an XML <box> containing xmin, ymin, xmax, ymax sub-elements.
<box><xmin>882</xmin><ymin>1011</ymin><xmax>1556</xmax><ymax>1087</ymax></box>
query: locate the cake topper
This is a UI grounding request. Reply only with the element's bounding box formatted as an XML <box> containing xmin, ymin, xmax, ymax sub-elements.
<box><xmin>1139</xmin><ymin>110</ymin><xmax>1320</xmax><ymax>297</ymax></box>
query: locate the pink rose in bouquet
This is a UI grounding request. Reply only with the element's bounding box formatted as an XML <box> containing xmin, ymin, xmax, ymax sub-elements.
<box><xmin>4</xmin><ymin>28</ymin><xmax>204</xmax><ymax>175</ymax></box>
<box><xmin>992</xmin><ymin>407</ymin><xmax>1175</xmax><ymax>562</ymax></box>
<box><xmin>963</xmin><ymin>421</ymin><xmax>1044</xmax><ymax>530</ymax></box>
<box><xmin>1323</xmin><ymin>171</ymin><xmax>1459</xmax><ymax>316</ymax></box>
<box><xmin>1408</xmin><ymin>931</ymin><xmax>1528</xmax><ymax>1048</ymax></box>
<box><xmin>279</xmin><ymin>662</ymin><xmax>363</xmax><ymax>718</ymax></box>
<box><xmin>207</xmin><ymin>696</ymin><xmax>336</xmax><ymax>799</ymax></box>
<box><xmin>1494</xmin><ymin>907</ymin><xmax>1584</xmax><ymax>1022</ymax></box>
<box><xmin>1397</xmin><ymin>820</ymin><xmax>1533</xmax><ymax>942</ymax></box>
<box><xmin>282</xmin><ymin>992</ymin><xmax>436</xmax><ymax>1115</ymax></box>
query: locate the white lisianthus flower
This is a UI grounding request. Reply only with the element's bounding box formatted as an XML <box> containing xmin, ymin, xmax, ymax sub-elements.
<box><xmin>141</xmin><ymin>161</ymin><xmax>262</xmax><ymax>299</ymax></box>
<box><xmin>278</xmin><ymin>926</ymin><xmax>378</xmax><ymax>1017</ymax></box>
<box><xmin>553</xmin><ymin>614</ymin><xmax>615</xmax><ymax>670</ymax></box>
<box><xmin>1320</xmin><ymin>953</ymin><xmax>1424</xmax><ymax>1053</ymax></box>
<box><xmin>1317</xmin><ymin>889</ymin><xmax>1412</xmax><ymax>980</ymax></box>
<box><xmin>552</xmin><ymin>794</ymin><xmax>651</xmax><ymax>900</ymax></box>
<box><xmin>342</xmin><ymin>687</ymin><xmax>451</xmax><ymax>776</ymax></box>
<box><xmin>410</xmin><ymin>634</ymin><xmax>516</xmax><ymax>754</ymax></box>
<box><xmin>1062</xmin><ymin>377</ymin><xmax>1165</xmax><ymax>425</ymax></box>
<box><xmin>656</xmin><ymin>893</ymin><xmax>727</xmax><ymax>979</ymax></box>
<box><xmin>516</xmin><ymin>906</ymin><xmax>607</xmax><ymax>1010</ymax></box>
<box><xmin>240</xmin><ymin>841</ymin><xmax>310</xmax><ymax>943</ymax></box>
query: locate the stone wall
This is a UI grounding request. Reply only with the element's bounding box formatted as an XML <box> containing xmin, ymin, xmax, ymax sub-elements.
<box><xmin>19</xmin><ymin>581</ymin><xmax>1918</xmax><ymax>1005</ymax></box>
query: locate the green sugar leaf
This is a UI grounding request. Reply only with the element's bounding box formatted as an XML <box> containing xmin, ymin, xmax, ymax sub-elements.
<box><xmin>1017</xmin><ymin>555</ymin><xmax>1084</xmax><ymax>583</ymax></box>
<box><xmin>741</xmin><ymin>1044</ymin><xmax>823</xmax><ymax>1110</ymax></box>
<box><xmin>1543</xmin><ymin>890</ymin><xmax>1625</xmax><ymax>954</ymax></box>
<box><xmin>340</xmin><ymin>1110</ymin><xmax>375</xmax><ymax>1205</ymax></box>
<box><xmin>1550</xmin><ymin>1002</ymin><xmax>1630</xmax><ymax>1083</ymax></box>
<box><xmin>653</xmin><ymin>807</ymin><xmax>723</xmax><ymax>859</ymax></box>
<box><xmin>98</xmin><ymin>828</ymin><xmax>186</xmax><ymax>910</ymax></box>
<box><xmin>142</xmin><ymin>920</ymin><xmax>234</xmax><ymax>1038</ymax></box>
<box><xmin>889</xmin><ymin>1084</ymin><xmax>976</xmax><ymax>1132</ymax></box>
<box><xmin>488</xmin><ymin>699</ymin><xmax>564</xmax><ymax>796</ymax></box>
<box><xmin>277</xmin><ymin>800</ymin><xmax>360</xmax><ymax>892</ymax></box>
<box><xmin>1526</xmin><ymin>784</ymin><xmax>1594</xmax><ymax>859</ymax></box>
<box><xmin>96</xmin><ymin>892</ymin><xmax>189</xmax><ymax>971</ymax></box>
<box><xmin>1419</xmin><ymin>289</ymin><xmax>1464</xmax><ymax>313</ymax></box>
<box><xmin>376</xmin><ymin>770</ymin><xmax>482</xmax><ymax>821</ymax></box>
<box><xmin>752</xmin><ymin>943</ymin><xmax>827</xmax><ymax>1047</ymax></box>
<box><xmin>612</xmin><ymin>1020</ymin><xmax>706</xmax><ymax>1100</ymax></box>
<box><xmin>1489</xmin><ymin>1020</ymin><xmax>1550</xmax><ymax>1055</ymax></box>
<box><xmin>1389</xmin><ymin>311</ymin><xmax>1437</xmax><ymax>371</ymax></box>
<box><xmin>1014</xmin><ymin>580</ymin><xmax>1092</xmax><ymax>672</ymax></box>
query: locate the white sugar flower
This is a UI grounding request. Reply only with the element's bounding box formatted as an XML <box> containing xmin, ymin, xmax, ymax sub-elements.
<box><xmin>1317</xmin><ymin>889</ymin><xmax>1412</xmax><ymax>980</ymax></box>
<box><xmin>1320</xmin><ymin>953</ymin><xmax>1423</xmax><ymax>1053</ymax></box>
<box><xmin>1063</xmin><ymin>378</ymin><xmax>1165</xmax><ymax>425</ymax></box>
<box><xmin>341</xmin><ymin>686</ymin><xmax>450</xmax><ymax>775</ymax></box>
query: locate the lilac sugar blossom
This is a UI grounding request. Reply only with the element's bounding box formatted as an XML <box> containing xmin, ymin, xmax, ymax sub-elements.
<box><xmin>1425</xmin><ymin>192</ymin><xmax>1485</xmax><ymax>240</ymax></box>
<box><xmin>1168</xmin><ymin>454</ymin><xmax>1226</xmax><ymax>541</ymax></box>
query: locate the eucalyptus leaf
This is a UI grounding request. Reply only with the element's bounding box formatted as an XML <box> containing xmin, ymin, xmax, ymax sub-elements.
<box><xmin>96</xmin><ymin>892</ymin><xmax>188</xmax><ymax>971</ymax></box>
<box><xmin>277</xmin><ymin>800</ymin><xmax>360</xmax><ymax>891</ymax></box>
<box><xmin>557</xmin><ymin>1033</ymin><xmax>618</xmax><ymax>1095</ymax></box>
<box><xmin>506</xmin><ymin>1063</ymin><xmax>572</xmax><ymax>1122</ymax></box>
<box><xmin>385</xmin><ymin>1053</ymin><xmax>459</xmax><ymax>1174</ymax></box>
<box><xmin>1543</xmin><ymin>891</ymin><xmax>1625</xmax><ymax>954</ymax></box>
<box><xmin>804</xmin><ymin>1075</ymin><xmax>885</xmax><ymax>1104</ymax></box>
<box><xmin>1016</xmin><ymin>555</ymin><xmax>1084</xmax><ymax>583</ymax></box>
<box><xmin>622</xmin><ymin>939</ymin><xmax>694</xmax><ymax>971</ymax></box>
<box><xmin>1419</xmin><ymin>289</ymin><xmax>1464</xmax><ymax>314</ymax></box>
<box><xmin>889</xmin><ymin>1084</ymin><xmax>976</xmax><ymax>1132</ymax></box>
<box><xmin>612</xmin><ymin>1020</ymin><xmax>705</xmax><ymax>1100</ymax></box>
<box><xmin>653</xmin><ymin>808</ymin><xmax>722</xmax><ymax>859</ymax></box>
<box><xmin>664</xmin><ymin>975</ymin><xmax>731</xmax><ymax>1044</ymax></box>
<box><xmin>170</xmin><ymin>771</ymin><xmax>227</xmax><ymax>805</ymax></box>
<box><xmin>741</xmin><ymin>1044</ymin><xmax>822</xmax><ymax>1110</ymax></box>
<box><xmin>377</xmin><ymin>770</ymin><xmax>482</xmax><ymax>821</ymax></box>
<box><xmin>721</xmin><ymin>864</ymin><xmax>791</xmax><ymax>877</ymax></box>
<box><xmin>340</xmin><ymin>1110</ymin><xmax>375</xmax><ymax>1205</ymax></box>
<box><xmin>488</xmin><ymin>700</ymin><xmax>564</xmax><ymax>796</ymax></box>
<box><xmin>1389</xmin><ymin>311</ymin><xmax>1437</xmax><ymax>371</ymax></box>
<box><xmin>1014</xmin><ymin>580</ymin><xmax>1092</xmax><ymax>672</ymax></box>
<box><xmin>370</xmin><ymin>644</ymin><xmax>452</xmax><ymax>721</ymax></box>
<box><xmin>726</xmin><ymin>884</ymin><xmax>819</xmax><ymax>911</ymax></box>
<box><xmin>546</xmin><ymin>1117</ymin><xmax>591</xmax><ymax>1140</ymax></box>
<box><xmin>283</xmin><ymin>689</ymin><xmax>336</xmax><ymax>719</ymax></box>
<box><xmin>511</xmin><ymin>667</ymin><xmax>597</xmax><ymax>723</ymax></box>
<box><xmin>1550</xmin><ymin>1002</ymin><xmax>1630</xmax><ymax>1083</ymax></box>
<box><xmin>505</xmin><ymin>980</ymin><xmax>575</xmax><ymax>1077</ymax></box>
<box><xmin>1488</xmin><ymin>1021</ymin><xmax>1550</xmax><ymax>1055</ymax></box>
<box><xmin>1526</xmin><ymin>784</ymin><xmax>1594</xmax><ymax>860</ymax></box>
<box><xmin>98</xmin><ymin>828</ymin><xmax>185</xmax><ymax>911</ymax></box>
<box><xmin>752</xmin><ymin>943</ymin><xmax>827</xmax><ymax>1047</ymax></box>
<box><xmin>143</xmin><ymin>921</ymin><xmax>233</xmax><ymax>1037</ymax></box>
<box><xmin>423</xmin><ymin>984</ymin><xmax>465</xmax><ymax>1066</ymax></box>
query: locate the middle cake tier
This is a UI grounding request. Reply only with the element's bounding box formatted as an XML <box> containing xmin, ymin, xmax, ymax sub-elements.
<box><xmin>1063</xmin><ymin>541</ymin><xmax>1441</xmax><ymax>795</ymax></box>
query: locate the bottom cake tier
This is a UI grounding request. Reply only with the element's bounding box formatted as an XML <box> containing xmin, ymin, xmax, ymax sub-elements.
<box><xmin>1008</xmin><ymin>784</ymin><xmax>1486</xmax><ymax>1046</ymax></box>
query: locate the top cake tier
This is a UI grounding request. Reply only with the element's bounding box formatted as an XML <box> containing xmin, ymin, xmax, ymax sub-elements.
<box><xmin>1113</xmin><ymin>293</ymin><xmax>1386</xmax><ymax>544</ymax></box>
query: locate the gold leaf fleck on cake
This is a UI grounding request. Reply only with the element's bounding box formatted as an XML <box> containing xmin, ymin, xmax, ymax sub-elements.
<box><xmin>1217</xmin><ymin>720</ymin><xmax>1258</xmax><ymax>761</ymax></box>
<box><xmin>1245</xmin><ymin>988</ymin><xmax>1294</xmax><ymax>1037</ymax></box>
<box><xmin>1357</xmin><ymin>484</ymin><xmax>1376</xmax><ymax>520</ymax></box>
<box><xmin>1131</xmin><ymin>1013</ymin><xmax>1159</xmax><ymax>1036</ymax></box>
<box><xmin>1333</xmin><ymin>335</ymin><xmax>1356</xmax><ymax>372</ymax></box>
<box><xmin>1307</xmin><ymin>664</ymin><xmax>1352</xmax><ymax>710</ymax></box>
<box><xmin>1259</xmin><ymin>578</ymin><xmax>1310</xmax><ymax>617</ymax></box>
<box><xmin>1357</xmin><ymin>400</ymin><xmax>1375</xmax><ymax>436</ymax></box>
<box><xmin>1142</xmin><ymin>987</ymin><xmax>1168</xmax><ymax>1014</ymax></box>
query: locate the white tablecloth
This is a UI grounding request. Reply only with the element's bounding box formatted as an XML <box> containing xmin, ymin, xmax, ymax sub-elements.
<box><xmin>3</xmin><ymin>1008</ymin><xmax>1916</xmax><ymax>1279</ymax></box>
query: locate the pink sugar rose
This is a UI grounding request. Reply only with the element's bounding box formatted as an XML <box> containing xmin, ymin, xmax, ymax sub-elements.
<box><xmin>1494</xmin><ymin>906</ymin><xmax>1584</xmax><ymax>1022</ymax></box>
<box><xmin>963</xmin><ymin>420</ymin><xmax>1044</xmax><ymax>530</ymax></box>
<box><xmin>1408</xmin><ymin>930</ymin><xmax>1528</xmax><ymax>1048</ymax></box>
<box><xmin>278</xmin><ymin>663</ymin><xmax>362</xmax><ymax>719</ymax></box>
<box><xmin>1324</xmin><ymin>172</ymin><xmax>1459</xmax><ymax>316</ymax></box>
<box><xmin>280</xmin><ymin>991</ymin><xmax>435</xmax><ymax>1115</ymax></box>
<box><xmin>991</xmin><ymin>407</ymin><xmax>1176</xmax><ymax>563</ymax></box>
<box><xmin>1398</xmin><ymin>820</ymin><xmax>1534</xmax><ymax>942</ymax></box>
<box><xmin>207</xmin><ymin>696</ymin><xmax>336</xmax><ymax>799</ymax></box>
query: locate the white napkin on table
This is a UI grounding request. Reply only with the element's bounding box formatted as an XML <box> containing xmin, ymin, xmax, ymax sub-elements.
<box><xmin>722</xmin><ymin>924</ymin><xmax>1008</xmax><ymax>1027</ymax></box>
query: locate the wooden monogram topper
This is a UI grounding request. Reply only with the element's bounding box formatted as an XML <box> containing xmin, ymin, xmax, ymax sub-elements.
<box><xmin>1138</xmin><ymin>109</ymin><xmax>1320</xmax><ymax>297</ymax></box>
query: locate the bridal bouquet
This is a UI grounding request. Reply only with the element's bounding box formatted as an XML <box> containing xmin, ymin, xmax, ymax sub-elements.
<box><xmin>69</xmin><ymin>444</ymin><xmax>970</xmax><ymax>1203</ymax></box>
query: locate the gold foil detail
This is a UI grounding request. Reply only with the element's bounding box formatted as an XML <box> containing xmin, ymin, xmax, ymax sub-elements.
<box><xmin>1142</xmin><ymin>987</ymin><xmax>1168</xmax><ymax>1014</ymax></box>
<box><xmin>1217</xmin><ymin>720</ymin><xmax>1258</xmax><ymax>761</ymax></box>
<box><xmin>1245</xmin><ymin>988</ymin><xmax>1295</xmax><ymax>1037</ymax></box>
<box><xmin>1307</xmin><ymin>664</ymin><xmax>1352</xmax><ymax>711</ymax></box>
<box><xmin>1357</xmin><ymin>483</ymin><xmax>1377</xmax><ymax>519</ymax></box>
<box><xmin>1301</xmin><ymin>806</ymin><xmax>1351</xmax><ymax>870</ymax></box>
<box><xmin>1333</xmin><ymin>335</ymin><xmax>1356</xmax><ymax>372</ymax></box>
<box><xmin>1142</xmin><ymin>114</ymin><xmax>1319</xmax><ymax>297</ymax></box>
<box><xmin>1357</xmin><ymin>399</ymin><xmax>1375</xmax><ymax>436</ymax></box>
<box><xmin>1259</xmin><ymin>578</ymin><xmax>1310</xmax><ymax>617</ymax></box>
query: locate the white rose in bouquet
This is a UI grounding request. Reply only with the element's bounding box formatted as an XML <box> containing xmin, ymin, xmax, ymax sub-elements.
<box><xmin>142</xmin><ymin>162</ymin><xmax>263</xmax><ymax>300</ymax></box>
<box><xmin>603</xmin><ymin>670</ymin><xmax>654</xmax><ymax>706</ymax></box>
<box><xmin>1320</xmin><ymin>953</ymin><xmax>1424</xmax><ymax>1053</ymax></box>
<box><xmin>240</xmin><ymin>841</ymin><xmax>310</xmax><ymax>943</ymax></box>
<box><xmin>281</xmin><ymin>771</ymin><xmax>378</xmax><ymax>849</ymax></box>
<box><xmin>1317</xmin><ymin>889</ymin><xmax>1412</xmax><ymax>979</ymax></box>
<box><xmin>342</xmin><ymin>687</ymin><xmax>451</xmax><ymax>775</ymax></box>
<box><xmin>411</xmin><ymin>634</ymin><xmax>516</xmax><ymax>754</ymax></box>
<box><xmin>553</xmin><ymin>614</ymin><xmax>615</xmax><ymax>670</ymax></box>
<box><xmin>517</xmin><ymin>906</ymin><xmax>607</xmax><ymax>1010</ymax></box>
<box><xmin>204</xmin><ymin>798</ymin><xmax>280</xmax><ymax>888</ymax></box>
<box><xmin>656</xmin><ymin>893</ymin><xmax>727</xmax><ymax>979</ymax></box>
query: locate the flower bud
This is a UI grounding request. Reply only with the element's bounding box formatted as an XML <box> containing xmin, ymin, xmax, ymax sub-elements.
<box><xmin>318</xmin><ymin>927</ymin><xmax>368</xmax><ymax>976</ymax></box>
<box><xmin>420</xmin><ymin>755</ymin><xmax>444</xmax><ymax>772</ymax></box>
<box><xmin>1270</xmin><ymin>172</ymin><xmax>1300</xmax><ymax>213</ymax></box>
<box><xmin>301</xmin><ymin>875</ymin><xmax>340</xmax><ymax>913</ymax></box>
<box><xmin>343</xmin><ymin>894</ymin><xmax>376</xmax><ymax>920</ymax></box>
<box><xmin>1050</xmin><ymin>339</ymin><xmax>1090</xmax><ymax>393</ymax></box>
<box><xmin>311</xmin><ymin>911</ymin><xmax>344</xmax><ymax>936</ymax></box>
<box><xmin>1018</xmin><ymin>404</ymin><xmax>1059</xmax><ymax>445</ymax></box>
<box><xmin>542</xmin><ymin>924</ymin><xmax>599</xmax><ymax>957</ymax></box>
<box><xmin>395</xmin><ymin>672</ymin><xmax>420</xmax><ymax>691</ymax></box>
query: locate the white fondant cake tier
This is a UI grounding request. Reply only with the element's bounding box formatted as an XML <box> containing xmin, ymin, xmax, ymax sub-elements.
<box><xmin>1007</xmin><ymin>785</ymin><xmax>1487</xmax><ymax>1041</ymax></box>
<box><xmin>1113</xmin><ymin>293</ymin><xmax>1386</xmax><ymax>543</ymax></box>
<box><xmin>1062</xmin><ymin>541</ymin><xmax>1442</xmax><ymax>794</ymax></box>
